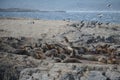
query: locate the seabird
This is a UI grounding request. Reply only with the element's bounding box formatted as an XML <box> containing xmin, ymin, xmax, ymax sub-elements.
<box><xmin>107</xmin><ymin>4</ymin><xmax>112</xmax><ymax>7</ymax></box>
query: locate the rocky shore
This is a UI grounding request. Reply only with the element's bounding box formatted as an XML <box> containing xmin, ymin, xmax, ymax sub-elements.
<box><xmin>0</xmin><ymin>18</ymin><xmax>120</xmax><ymax>80</ymax></box>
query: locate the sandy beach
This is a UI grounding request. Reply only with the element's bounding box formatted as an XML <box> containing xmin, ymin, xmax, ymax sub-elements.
<box><xmin>0</xmin><ymin>18</ymin><xmax>120</xmax><ymax>80</ymax></box>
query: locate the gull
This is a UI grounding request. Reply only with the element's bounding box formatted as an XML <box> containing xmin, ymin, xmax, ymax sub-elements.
<box><xmin>107</xmin><ymin>4</ymin><xmax>112</xmax><ymax>8</ymax></box>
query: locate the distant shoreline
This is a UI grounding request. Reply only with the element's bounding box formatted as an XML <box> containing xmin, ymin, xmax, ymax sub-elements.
<box><xmin>0</xmin><ymin>8</ymin><xmax>65</xmax><ymax>12</ymax></box>
<box><xmin>1</xmin><ymin>8</ymin><xmax>120</xmax><ymax>13</ymax></box>
<box><xmin>0</xmin><ymin>16</ymin><xmax>40</xmax><ymax>20</ymax></box>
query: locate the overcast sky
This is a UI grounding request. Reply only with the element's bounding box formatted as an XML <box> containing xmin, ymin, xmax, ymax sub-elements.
<box><xmin>0</xmin><ymin>0</ymin><xmax>120</xmax><ymax>11</ymax></box>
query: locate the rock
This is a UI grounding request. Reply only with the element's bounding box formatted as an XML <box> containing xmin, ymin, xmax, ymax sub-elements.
<box><xmin>98</xmin><ymin>22</ymin><xmax>103</xmax><ymax>26</ymax></box>
<box><xmin>82</xmin><ymin>55</ymin><xmax>97</xmax><ymax>61</ymax></box>
<box><xmin>0</xmin><ymin>52</ymin><xmax>41</xmax><ymax>80</ymax></box>
<box><xmin>54</xmin><ymin>57</ymin><xmax>62</xmax><ymax>62</ymax></box>
<box><xmin>106</xmin><ymin>36</ymin><xmax>115</xmax><ymax>43</ymax></box>
<box><xmin>106</xmin><ymin>70</ymin><xmax>120</xmax><ymax>80</ymax></box>
<box><xmin>111</xmin><ymin>27</ymin><xmax>118</xmax><ymax>31</ymax></box>
<box><xmin>19</xmin><ymin>68</ymin><xmax>49</xmax><ymax>80</ymax></box>
<box><xmin>0</xmin><ymin>42</ymin><xmax>16</xmax><ymax>53</ymax></box>
<box><xmin>78</xmin><ymin>47</ymin><xmax>88</xmax><ymax>54</ymax></box>
<box><xmin>0</xmin><ymin>61</ymin><xmax>19</xmax><ymax>80</ymax></box>
<box><xmin>86</xmin><ymin>37</ymin><xmax>94</xmax><ymax>44</ymax></box>
<box><xmin>81</xmin><ymin>71</ymin><xmax>107</xmax><ymax>80</ymax></box>
<box><xmin>59</xmin><ymin>54</ymin><xmax>66</xmax><ymax>60</ymax></box>
<box><xmin>19</xmin><ymin>63</ymin><xmax>120</xmax><ymax>80</ymax></box>
<box><xmin>45</xmin><ymin>49</ymin><xmax>58</xmax><ymax>57</ymax></box>
<box><xmin>60</xmin><ymin>73</ymin><xmax>75</xmax><ymax>80</ymax></box>
<box><xmin>13</xmin><ymin>49</ymin><xmax>29</xmax><ymax>56</ymax></box>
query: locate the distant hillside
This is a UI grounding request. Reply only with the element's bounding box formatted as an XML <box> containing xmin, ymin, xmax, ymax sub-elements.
<box><xmin>0</xmin><ymin>8</ymin><xmax>40</xmax><ymax>12</ymax></box>
<box><xmin>0</xmin><ymin>8</ymin><xmax>65</xmax><ymax>12</ymax></box>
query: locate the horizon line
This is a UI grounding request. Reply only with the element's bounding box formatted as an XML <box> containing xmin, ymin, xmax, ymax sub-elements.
<box><xmin>66</xmin><ymin>10</ymin><xmax>120</xmax><ymax>13</ymax></box>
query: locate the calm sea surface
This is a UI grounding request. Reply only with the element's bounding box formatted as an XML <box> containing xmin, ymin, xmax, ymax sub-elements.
<box><xmin>0</xmin><ymin>11</ymin><xmax>120</xmax><ymax>23</ymax></box>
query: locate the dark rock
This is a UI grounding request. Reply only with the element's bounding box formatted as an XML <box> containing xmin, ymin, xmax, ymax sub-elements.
<box><xmin>0</xmin><ymin>62</ymin><xmax>19</xmax><ymax>80</ymax></box>
<box><xmin>59</xmin><ymin>54</ymin><xmax>66</xmax><ymax>60</ymax></box>
<box><xmin>0</xmin><ymin>42</ymin><xmax>16</xmax><ymax>53</ymax></box>
<box><xmin>0</xmin><ymin>52</ymin><xmax>39</xmax><ymax>80</ymax></box>
<box><xmin>106</xmin><ymin>36</ymin><xmax>115</xmax><ymax>43</ymax></box>
<box><xmin>86</xmin><ymin>37</ymin><xmax>95</xmax><ymax>44</ymax></box>
<box><xmin>111</xmin><ymin>27</ymin><xmax>118</xmax><ymax>31</ymax></box>
<box><xmin>70</xmin><ymin>23</ymin><xmax>77</xmax><ymax>28</ymax></box>
<box><xmin>45</xmin><ymin>49</ymin><xmax>58</xmax><ymax>57</ymax></box>
<box><xmin>60</xmin><ymin>73</ymin><xmax>75</xmax><ymax>80</ymax></box>
<box><xmin>91</xmin><ymin>21</ymin><xmax>97</xmax><ymax>26</ymax></box>
<box><xmin>54</xmin><ymin>58</ymin><xmax>62</xmax><ymax>62</ymax></box>
<box><xmin>78</xmin><ymin>47</ymin><xmax>87</xmax><ymax>54</ymax></box>
<box><xmin>98</xmin><ymin>22</ymin><xmax>103</xmax><ymax>25</ymax></box>
<box><xmin>13</xmin><ymin>49</ymin><xmax>29</xmax><ymax>56</ymax></box>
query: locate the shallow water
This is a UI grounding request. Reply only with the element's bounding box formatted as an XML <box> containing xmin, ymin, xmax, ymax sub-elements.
<box><xmin>0</xmin><ymin>11</ymin><xmax>120</xmax><ymax>23</ymax></box>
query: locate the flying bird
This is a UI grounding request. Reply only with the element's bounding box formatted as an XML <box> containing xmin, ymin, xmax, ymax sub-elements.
<box><xmin>107</xmin><ymin>4</ymin><xmax>112</xmax><ymax>7</ymax></box>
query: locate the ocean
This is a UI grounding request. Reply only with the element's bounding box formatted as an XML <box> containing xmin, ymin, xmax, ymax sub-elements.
<box><xmin>0</xmin><ymin>11</ymin><xmax>120</xmax><ymax>23</ymax></box>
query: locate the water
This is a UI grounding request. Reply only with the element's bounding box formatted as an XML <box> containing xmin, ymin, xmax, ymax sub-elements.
<box><xmin>0</xmin><ymin>11</ymin><xmax>120</xmax><ymax>23</ymax></box>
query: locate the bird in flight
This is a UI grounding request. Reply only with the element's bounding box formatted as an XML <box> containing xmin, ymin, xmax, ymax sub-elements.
<box><xmin>107</xmin><ymin>4</ymin><xmax>112</xmax><ymax>8</ymax></box>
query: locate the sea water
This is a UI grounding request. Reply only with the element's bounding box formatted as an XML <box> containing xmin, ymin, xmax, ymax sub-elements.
<box><xmin>0</xmin><ymin>11</ymin><xmax>120</xmax><ymax>23</ymax></box>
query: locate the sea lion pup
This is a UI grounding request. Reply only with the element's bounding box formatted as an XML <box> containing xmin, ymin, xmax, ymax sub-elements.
<box><xmin>107</xmin><ymin>57</ymin><xmax>117</xmax><ymax>64</ymax></box>
<box><xmin>63</xmin><ymin>36</ymin><xmax>69</xmax><ymax>43</ymax></box>
<box><xmin>34</xmin><ymin>51</ymin><xmax>46</xmax><ymax>59</ymax></box>
<box><xmin>62</xmin><ymin>58</ymin><xmax>81</xmax><ymax>63</ymax></box>
<box><xmin>98</xmin><ymin>56</ymin><xmax>107</xmax><ymax>63</ymax></box>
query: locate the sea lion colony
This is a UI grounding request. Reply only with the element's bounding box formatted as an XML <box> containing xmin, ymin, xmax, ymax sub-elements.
<box><xmin>0</xmin><ymin>21</ymin><xmax>120</xmax><ymax>64</ymax></box>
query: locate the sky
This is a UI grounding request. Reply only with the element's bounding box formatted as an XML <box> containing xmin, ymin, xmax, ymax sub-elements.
<box><xmin>0</xmin><ymin>0</ymin><xmax>120</xmax><ymax>11</ymax></box>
